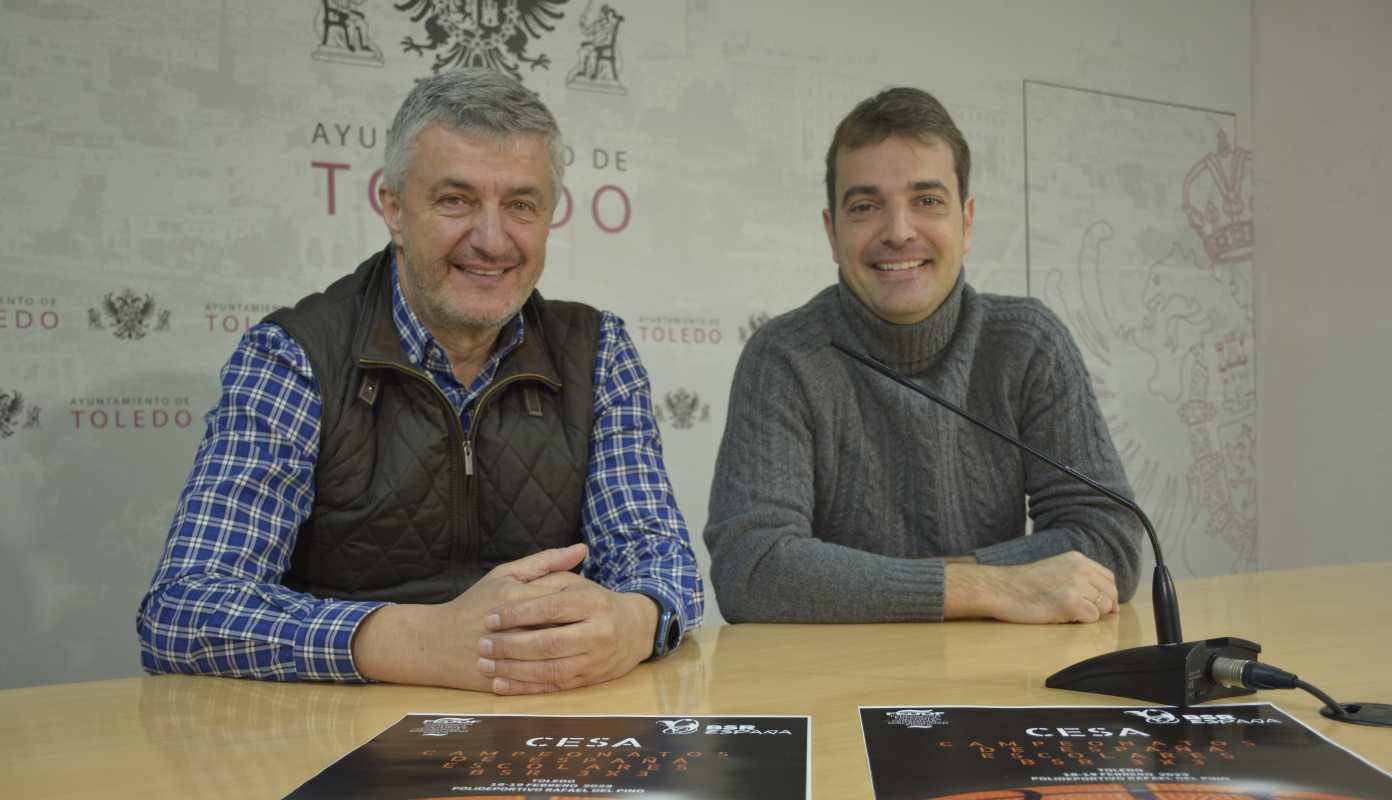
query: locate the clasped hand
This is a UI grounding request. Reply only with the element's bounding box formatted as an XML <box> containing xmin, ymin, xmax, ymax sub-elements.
<box><xmin>477</xmin><ymin>556</ymin><xmax>658</xmax><ymax>695</ymax></box>
<box><xmin>352</xmin><ymin>543</ymin><xmax>658</xmax><ymax>694</ymax></box>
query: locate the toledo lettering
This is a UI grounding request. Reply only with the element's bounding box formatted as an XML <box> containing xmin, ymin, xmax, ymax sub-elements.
<box><xmin>636</xmin><ymin>316</ymin><xmax>724</xmax><ymax>345</ymax></box>
<box><xmin>0</xmin><ymin>296</ymin><xmax>62</xmax><ymax>331</ymax></box>
<box><xmin>70</xmin><ymin>396</ymin><xmax>194</xmax><ymax>431</ymax></box>
<box><xmin>205</xmin><ymin>303</ymin><xmax>279</xmax><ymax>335</ymax></box>
<box><xmin>309</xmin><ymin>120</ymin><xmax>634</xmax><ymax>233</ymax></box>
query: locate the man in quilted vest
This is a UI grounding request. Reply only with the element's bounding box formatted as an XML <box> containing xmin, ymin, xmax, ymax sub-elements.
<box><xmin>138</xmin><ymin>68</ymin><xmax>703</xmax><ymax>694</ymax></box>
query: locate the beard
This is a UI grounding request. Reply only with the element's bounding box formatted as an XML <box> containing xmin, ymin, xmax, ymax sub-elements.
<box><xmin>395</xmin><ymin>242</ymin><xmax>532</xmax><ymax>336</ymax></box>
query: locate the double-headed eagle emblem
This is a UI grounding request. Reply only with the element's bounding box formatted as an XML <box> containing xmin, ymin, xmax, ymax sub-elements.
<box><xmin>656</xmin><ymin>388</ymin><xmax>710</xmax><ymax>431</ymax></box>
<box><xmin>88</xmin><ymin>289</ymin><xmax>168</xmax><ymax>340</ymax></box>
<box><xmin>396</xmin><ymin>0</ymin><xmax>569</xmax><ymax>80</ymax></box>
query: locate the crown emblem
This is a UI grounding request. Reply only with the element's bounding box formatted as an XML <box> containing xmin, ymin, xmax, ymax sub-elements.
<box><xmin>1182</xmin><ymin>129</ymin><xmax>1253</xmax><ymax>266</ymax></box>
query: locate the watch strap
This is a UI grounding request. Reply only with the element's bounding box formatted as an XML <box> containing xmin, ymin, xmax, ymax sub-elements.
<box><xmin>639</xmin><ymin>592</ymin><xmax>680</xmax><ymax>662</ymax></box>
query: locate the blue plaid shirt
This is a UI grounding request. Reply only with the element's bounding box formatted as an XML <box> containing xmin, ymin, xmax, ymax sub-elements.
<box><xmin>138</xmin><ymin>258</ymin><xmax>704</xmax><ymax>682</ymax></box>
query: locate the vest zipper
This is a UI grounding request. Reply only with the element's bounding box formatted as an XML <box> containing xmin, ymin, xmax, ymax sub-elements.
<box><xmin>461</xmin><ymin>371</ymin><xmax>560</xmax><ymax>565</ymax></box>
<box><xmin>360</xmin><ymin>359</ymin><xmax>562</xmax><ymax>578</ymax></box>
<box><xmin>358</xmin><ymin>358</ymin><xmax>470</xmax><ymax>579</ymax></box>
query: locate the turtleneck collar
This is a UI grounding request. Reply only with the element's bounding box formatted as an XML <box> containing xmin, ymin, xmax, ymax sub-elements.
<box><xmin>836</xmin><ymin>268</ymin><xmax>966</xmax><ymax>368</ymax></box>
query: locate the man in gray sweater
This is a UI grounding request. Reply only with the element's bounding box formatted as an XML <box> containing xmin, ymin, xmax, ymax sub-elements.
<box><xmin>704</xmin><ymin>88</ymin><xmax>1142</xmax><ymax>625</ymax></box>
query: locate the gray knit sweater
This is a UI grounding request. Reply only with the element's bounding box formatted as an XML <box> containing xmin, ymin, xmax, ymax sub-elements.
<box><xmin>704</xmin><ymin>273</ymin><xmax>1142</xmax><ymax>623</ymax></box>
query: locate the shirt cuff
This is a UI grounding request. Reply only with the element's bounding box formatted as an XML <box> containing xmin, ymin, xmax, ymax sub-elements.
<box><xmin>292</xmin><ymin>600</ymin><xmax>387</xmax><ymax>682</ymax></box>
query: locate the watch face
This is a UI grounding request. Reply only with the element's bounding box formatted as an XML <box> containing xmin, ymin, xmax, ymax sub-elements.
<box><xmin>662</xmin><ymin>612</ymin><xmax>680</xmax><ymax>650</ymax></box>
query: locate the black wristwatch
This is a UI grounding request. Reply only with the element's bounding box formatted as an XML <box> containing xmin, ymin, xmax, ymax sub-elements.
<box><xmin>643</xmin><ymin>594</ymin><xmax>681</xmax><ymax>662</ymax></box>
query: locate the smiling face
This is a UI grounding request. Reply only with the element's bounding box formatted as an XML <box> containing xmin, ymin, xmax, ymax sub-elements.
<box><xmin>380</xmin><ymin>124</ymin><xmax>554</xmax><ymax>341</ymax></box>
<box><xmin>823</xmin><ymin>135</ymin><xmax>974</xmax><ymax>325</ymax></box>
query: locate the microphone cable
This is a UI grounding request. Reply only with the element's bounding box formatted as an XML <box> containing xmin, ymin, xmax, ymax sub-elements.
<box><xmin>1209</xmin><ymin>656</ymin><xmax>1392</xmax><ymax>727</ymax></box>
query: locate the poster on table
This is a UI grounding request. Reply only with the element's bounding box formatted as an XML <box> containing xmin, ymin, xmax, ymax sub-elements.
<box><xmin>859</xmin><ymin>703</ymin><xmax>1392</xmax><ymax>799</ymax></box>
<box><xmin>285</xmin><ymin>713</ymin><xmax>810</xmax><ymax>799</ymax></box>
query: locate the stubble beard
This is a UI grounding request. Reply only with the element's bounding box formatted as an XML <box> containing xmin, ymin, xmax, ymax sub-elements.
<box><xmin>396</xmin><ymin>244</ymin><xmax>530</xmax><ymax>337</ymax></box>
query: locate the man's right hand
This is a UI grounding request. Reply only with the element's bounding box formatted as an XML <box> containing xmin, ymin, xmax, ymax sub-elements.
<box><xmin>350</xmin><ymin>543</ymin><xmax>588</xmax><ymax>691</ymax></box>
<box><xmin>944</xmin><ymin>551</ymin><xmax>1118</xmax><ymax>624</ymax></box>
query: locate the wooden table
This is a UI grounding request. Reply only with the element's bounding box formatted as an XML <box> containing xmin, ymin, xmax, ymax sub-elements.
<box><xmin>4</xmin><ymin>561</ymin><xmax>1389</xmax><ymax>798</ymax></box>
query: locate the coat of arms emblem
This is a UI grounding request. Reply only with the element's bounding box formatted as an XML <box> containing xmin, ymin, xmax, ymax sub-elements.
<box><xmin>396</xmin><ymin>0</ymin><xmax>569</xmax><ymax>81</ymax></box>
<box><xmin>0</xmin><ymin>389</ymin><xmax>40</xmax><ymax>439</ymax></box>
<box><xmin>655</xmin><ymin>388</ymin><xmax>710</xmax><ymax>430</ymax></box>
<box><xmin>88</xmin><ymin>289</ymin><xmax>170</xmax><ymax>340</ymax></box>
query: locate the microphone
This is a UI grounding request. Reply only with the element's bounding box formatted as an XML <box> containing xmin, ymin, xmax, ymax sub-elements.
<box><xmin>830</xmin><ymin>341</ymin><xmax>1261</xmax><ymax>707</ymax></box>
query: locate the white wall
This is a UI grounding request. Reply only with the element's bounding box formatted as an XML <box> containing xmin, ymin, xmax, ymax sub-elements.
<box><xmin>1</xmin><ymin>0</ymin><xmax>1262</xmax><ymax>689</ymax></box>
<box><xmin>1253</xmin><ymin>0</ymin><xmax>1392</xmax><ymax>569</ymax></box>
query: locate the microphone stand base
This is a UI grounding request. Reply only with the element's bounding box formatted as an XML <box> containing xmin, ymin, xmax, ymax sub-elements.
<box><xmin>1046</xmin><ymin>636</ymin><xmax>1261</xmax><ymax>707</ymax></box>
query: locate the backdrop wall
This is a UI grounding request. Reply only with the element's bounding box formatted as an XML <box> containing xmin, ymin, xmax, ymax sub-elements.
<box><xmin>2</xmin><ymin>0</ymin><xmax>1264</xmax><ymax>689</ymax></box>
<box><xmin>1252</xmin><ymin>0</ymin><xmax>1392</xmax><ymax>571</ymax></box>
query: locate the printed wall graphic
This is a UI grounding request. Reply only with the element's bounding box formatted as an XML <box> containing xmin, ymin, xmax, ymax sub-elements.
<box><xmin>1184</xmin><ymin>129</ymin><xmax>1253</xmax><ymax>268</ymax></box>
<box><xmin>655</xmin><ymin>388</ymin><xmax>710</xmax><ymax>430</ymax></box>
<box><xmin>68</xmin><ymin>396</ymin><xmax>196</xmax><ymax>432</ymax></box>
<box><xmin>566</xmin><ymin>2</ymin><xmax>626</xmax><ymax>94</ymax></box>
<box><xmin>311</xmin><ymin>0</ymin><xmax>385</xmax><ymax>67</ymax></box>
<box><xmin>1025</xmin><ymin>82</ymin><xmax>1257</xmax><ymax>579</ymax></box>
<box><xmin>87</xmin><ymin>290</ymin><xmax>171</xmax><ymax>340</ymax></box>
<box><xmin>738</xmin><ymin>312</ymin><xmax>770</xmax><ymax>345</ymax></box>
<box><xmin>0</xmin><ymin>297</ymin><xmax>62</xmax><ymax>332</ymax></box>
<box><xmin>396</xmin><ymin>0</ymin><xmax>569</xmax><ymax>80</ymax></box>
<box><xmin>0</xmin><ymin>389</ymin><xmax>41</xmax><ymax>439</ymax></box>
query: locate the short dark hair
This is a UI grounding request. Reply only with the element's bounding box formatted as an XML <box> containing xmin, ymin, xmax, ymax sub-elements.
<box><xmin>824</xmin><ymin>87</ymin><xmax>971</xmax><ymax>218</ymax></box>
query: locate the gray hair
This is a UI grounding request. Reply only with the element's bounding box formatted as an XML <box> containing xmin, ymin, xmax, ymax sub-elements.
<box><xmin>383</xmin><ymin>68</ymin><xmax>566</xmax><ymax>200</ymax></box>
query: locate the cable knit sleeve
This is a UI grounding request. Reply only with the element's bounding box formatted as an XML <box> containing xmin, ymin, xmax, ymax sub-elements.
<box><xmin>970</xmin><ymin>302</ymin><xmax>1144</xmax><ymax>602</ymax></box>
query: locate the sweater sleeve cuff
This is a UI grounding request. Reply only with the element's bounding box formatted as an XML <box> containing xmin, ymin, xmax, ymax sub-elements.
<box><xmin>293</xmin><ymin>600</ymin><xmax>387</xmax><ymax>683</ymax></box>
<box><xmin>879</xmin><ymin>558</ymin><xmax>947</xmax><ymax>622</ymax></box>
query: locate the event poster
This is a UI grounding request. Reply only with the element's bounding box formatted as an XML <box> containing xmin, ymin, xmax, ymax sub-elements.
<box><xmin>284</xmin><ymin>714</ymin><xmax>810</xmax><ymax>799</ymax></box>
<box><xmin>860</xmin><ymin>703</ymin><xmax>1392</xmax><ymax>799</ymax></box>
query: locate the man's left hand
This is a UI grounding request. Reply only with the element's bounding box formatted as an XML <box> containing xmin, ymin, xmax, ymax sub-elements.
<box><xmin>476</xmin><ymin>575</ymin><xmax>659</xmax><ymax>695</ymax></box>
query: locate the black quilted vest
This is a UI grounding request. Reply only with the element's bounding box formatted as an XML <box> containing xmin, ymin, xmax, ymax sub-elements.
<box><xmin>267</xmin><ymin>247</ymin><xmax>600</xmax><ymax>603</ymax></box>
